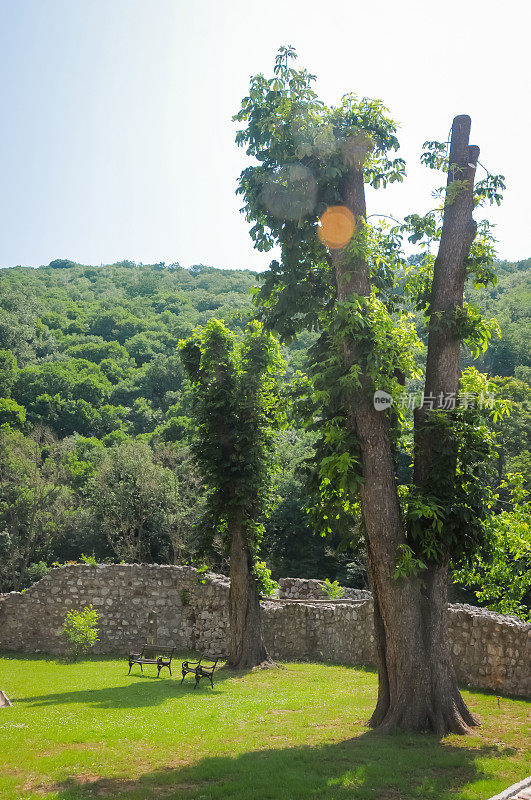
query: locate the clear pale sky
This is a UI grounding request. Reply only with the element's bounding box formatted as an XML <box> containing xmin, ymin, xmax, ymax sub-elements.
<box><xmin>0</xmin><ymin>0</ymin><xmax>529</xmax><ymax>270</ymax></box>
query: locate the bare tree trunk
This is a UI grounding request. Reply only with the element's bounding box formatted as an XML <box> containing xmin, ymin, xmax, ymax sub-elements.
<box><xmin>226</xmin><ymin>516</ymin><xmax>272</xmax><ymax>669</ymax></box>
<box><xmin>329</xmin><ymin>117</ymin><xmax>480</xmax><ymax>733</ymax></box>
<box><xmin>412</xmin><ymin>114</ymin><xmax>481</xmax><ymax>731</ymax></box>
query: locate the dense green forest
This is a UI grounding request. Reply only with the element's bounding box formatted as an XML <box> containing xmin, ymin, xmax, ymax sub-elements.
<box><xmin>0</xmin><ymin>258</ymin><xmax>529</xmax><ymax>612</ymax></box>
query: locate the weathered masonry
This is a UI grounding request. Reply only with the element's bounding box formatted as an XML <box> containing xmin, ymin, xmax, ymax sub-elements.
<box><xmin>0</xmin><ymin>565</ymin><xmax>529</xmax><ymax>697</ymax></box>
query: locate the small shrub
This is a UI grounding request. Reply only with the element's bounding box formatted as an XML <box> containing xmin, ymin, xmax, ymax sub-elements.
<box><xmin>185</xmin><ymin>558</ymin><xmax>209</xmax><ymax>586</ymax></box>
<box><xmin>62</xmin><ymin>605</ymin><xmax>100</xmax><ymax>660</ymax></box>
<box><xmin>80</xmin><ymin>553</ymin><xmax>98</xmax><ymax>566</ymax></box>
<box><xmin>195</xmin><ymin>563</ymin><xmax>209</xmax><ymax>586</ymax></box>
<box><xmin>254</xmin><ymin>559</ymin><xmax>279</xmax><ymax>596</ymax></box>
<box><xmin>322</xmin><ymin>578</ymin><xmax>345</xmax><ymax>599</ymax></box>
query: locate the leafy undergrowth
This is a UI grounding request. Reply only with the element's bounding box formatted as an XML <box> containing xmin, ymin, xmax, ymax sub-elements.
<box><xmin>0</xmin><ymin>654</ymin><xmax>529</xmax><ymax>799</ymax></box>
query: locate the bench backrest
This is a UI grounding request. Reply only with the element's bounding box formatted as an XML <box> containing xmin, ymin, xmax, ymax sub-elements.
<box><xmin>200</xmin><ymin>657</ymin><xmax>220</xmax><ymax>672</ymax></box>
<box><xmin>141</xmin><ymin>645</ymin><xmax>175</xmax><ymax>659</ymax></box>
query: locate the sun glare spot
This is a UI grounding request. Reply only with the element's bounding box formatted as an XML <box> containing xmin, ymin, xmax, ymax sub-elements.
<box><xmin>317</xmin><ymin>206</ymin><xmax>355</xmax><ymax>249</ymax></box>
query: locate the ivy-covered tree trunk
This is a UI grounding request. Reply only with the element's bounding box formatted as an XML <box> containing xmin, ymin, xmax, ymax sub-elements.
<box><xmin>179</xmin><ymin>320</ymin><xmax>282</xmax><ymax>672</ymax></box>
<box><xmin>332</xmin><ymin>117</ymin><xmax>480</xmax><ymax>733</ymax></box>
<box><xmin>227</xmin><ymin>515</ymin><xmax>271</xmax><ymax>668</ymax></box>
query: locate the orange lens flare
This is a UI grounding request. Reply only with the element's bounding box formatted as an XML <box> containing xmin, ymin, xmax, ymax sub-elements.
<box><xmin>317</xmin><ymin>205</ymin><xmax>356</xmax><ymax>249</ymax></box>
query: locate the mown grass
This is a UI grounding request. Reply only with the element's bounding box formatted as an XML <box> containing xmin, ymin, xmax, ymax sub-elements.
<box><xmin>0</xmin><ymin>653</ymin><xmax>529</xmax><ymax>799</ymax></box>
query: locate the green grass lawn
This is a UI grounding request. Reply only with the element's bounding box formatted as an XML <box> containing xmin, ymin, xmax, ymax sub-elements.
<box><xmin>0</xmin><ymin>654</ymin><xmax>529</xmax><ymax>800</ymax></box>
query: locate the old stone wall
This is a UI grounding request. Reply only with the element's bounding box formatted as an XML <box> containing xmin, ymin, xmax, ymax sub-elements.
<box><xmin>448</xmin><ymin>603</ymin><xmax>530</xmax><ymax>696</ymax></box>
<box><xmin>0</xmin><ymin>565</ymin><xmax>529</xmax><ymax>697</ymax></box>
<box><xmin>263</xmin><ymin>598</ymin><xmax>375</xmax><ymax>665</ymax></box>
<box><xmin>278</xmin><ymin>577</ymin><xmax>372</xmax><ymax>601</ymax></box>
<box><xmin>0</xmin><ymin>565</ymin><xmax>230</xmax><ymax>658</ymax></box>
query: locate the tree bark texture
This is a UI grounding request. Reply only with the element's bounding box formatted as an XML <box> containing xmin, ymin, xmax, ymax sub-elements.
<box><xmin>415</xmin><ymin>113</ymin><xmax>479</xmax><ymax>485</ymax></box>
<box><xmin>227</xmin><ymin>517</ymin><xmax>272</xmax><ymax>669</ymax></box>
<box><xmin>413</xmin><ymin>115</ymin><xmax>481</xmax><ymax>731</ymax></box>
<box><xmin>330</xmin><ymin>117</ymin><xmax>480</xmax><ymax>733</ymax></box>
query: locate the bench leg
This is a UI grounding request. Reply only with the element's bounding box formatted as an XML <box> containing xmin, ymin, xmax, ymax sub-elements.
<box><xmin>157</xmin><ymin>665</ymin><xmax>161</xmax><ymax>678</ymax></box>
<box><xmin>128</xmin><ymin>662</ymin><xmax>132</xmax><ymax>675</ymax></box>
<box><xmin>168</xmin><ymin>665</ymin><xmax>172</xmax><ymax>677</ymax></box>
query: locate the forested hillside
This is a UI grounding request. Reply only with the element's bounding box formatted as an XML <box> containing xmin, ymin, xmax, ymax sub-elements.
<box><xmin>0</xmin><ymin>258</ymin><xmax>529</xmax><ymax>608</ymax></box>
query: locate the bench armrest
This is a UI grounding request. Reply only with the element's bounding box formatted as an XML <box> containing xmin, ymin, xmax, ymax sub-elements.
<box><xmin>182</xmin><ymin>659</ymin><xmax>201</xmax><ymax>668</ymax></box>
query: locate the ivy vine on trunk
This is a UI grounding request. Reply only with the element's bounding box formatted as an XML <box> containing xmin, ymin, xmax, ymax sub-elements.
<box><xmin>179</xmin><ymin>319</ymin><xmax>284</xmax><ymax>669</ymax></box>
<box><xmin>234</xmin><ymin>47</ymin><xmax>506</xmax><ymax>732</ymax></box>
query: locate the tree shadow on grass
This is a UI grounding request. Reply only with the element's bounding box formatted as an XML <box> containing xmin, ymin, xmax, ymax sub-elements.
<box><xmin>46</xmin><ymin>732</ymin><xmax>513</xmax><ymax>800</ymax></box>
<box><xmin>15</xmin><ymin>666</ymin><xmax>237</xmax><ymax>709</ymax></box>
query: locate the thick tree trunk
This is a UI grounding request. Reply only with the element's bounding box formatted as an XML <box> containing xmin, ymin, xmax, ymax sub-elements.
<box><xmin>330</xmin><ymin>117</ymin><xmax>480</xmax><ymax>733</ymax></box>
<box><xmin>226</xmin><ymin>517</ymin><xmax>272</xmax><ymax>669</ymax></box>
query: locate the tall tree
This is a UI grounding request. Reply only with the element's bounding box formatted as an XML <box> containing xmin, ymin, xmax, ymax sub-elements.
<box><xmin>87</xmin><ymin>440</ymin><xmax>178</xmax><ymax>563</ymax></box>
<box><xmin>180</xmin><ymin>319</ymin><xmax>284</xmax><ymax>668</ymax></box>
<box><xmin>235</xmin><ymin>47</ymin><xmax>505</xmax><ymax>731</ymax></box>
<box><xmin>0</xmin><ymin>428</ymin><xmax>72</xmax><ymax>591</ymax></box>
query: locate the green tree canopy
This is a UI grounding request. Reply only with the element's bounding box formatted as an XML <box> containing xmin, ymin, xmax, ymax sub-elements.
<box><xmin>234</xmin><ymin>46</ymin><xmax>507</xmax><ymax>733</ymax></box>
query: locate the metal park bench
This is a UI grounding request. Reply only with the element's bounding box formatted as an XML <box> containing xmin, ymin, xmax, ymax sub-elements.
<box><xmin>128</xmin><ymin>645</ymin><xmax>175</xmax><ymax>677</ymax></box>
<box><xmin>180</xmin><ymin>657</ymin><xmax>220</xmax><ymax>689</ymax></box>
